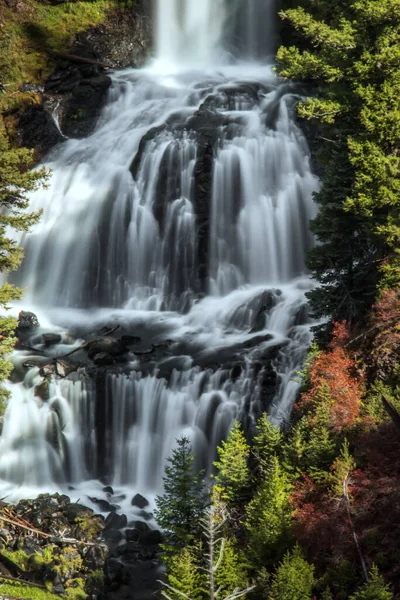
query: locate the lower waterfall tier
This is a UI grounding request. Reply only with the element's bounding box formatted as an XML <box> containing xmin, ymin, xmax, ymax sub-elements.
<box><xmin>1</xmin><ymin>280</ymin><xmax>314</xmax><ymax>506</ymax></box>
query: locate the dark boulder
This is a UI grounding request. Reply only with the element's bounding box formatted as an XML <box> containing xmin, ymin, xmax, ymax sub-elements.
<box><xmin>34</xmin><ymin>378</ymin><xmax>50</xmax><ymax>401</ymax></box>
<box><xmin>131</xmin><ymin>520</ymin><xmax>149</xmax><ymax>533</ymax></box>
<box><xmin>15</xmin><ymin>311</ymin><xmax>40</xmax><ymax>346</ymax></box>
<box><xmin>230</xmin><ymin>364</ymin><xmax>242</xmax><ymax>381</ymax></box>
<box><xmin>104</xmin><ymin>512</ymin><xmax>128</xmax><ymax>532</ymax></box>
<box><xmin>86</xmin><ymin>337</ymin><xmax>129</xmax><ymax>360</ymax></box>
<box><xmin>103</xmin><ymin>529</ymin><xmax>123</xmax><ymax>543</ymax></box>
<box><xmin>136</xmin><ymin>510</ymin><xmax>153</xmax><ymax>521</ymax></box>
<box><xmin>88</xmin><ymin>497</ymin><xmax>115</xmax><ymax>513</ymax></box>
<box><xmin>140</xmin><ymin>529</ymin><xmax>162</xmax><ymax>546</ymax></box>
<box><xmin>93</xmin><ymin>352</ymin><xmax>115</xmax><ymax>366</ymax></box>
<box><xmin>42</xmin><ymin>333</ymin><xmax>62</xmax><ymax>347</ymax></box>
<box><xmin>17</xmin><ymin>311</ymin><xmax>39</xmax><ymax>332</ymax></box>
<box><xmin>131</xmin><ymin>494</ymin><xmax>149</xmax><ymax>509</ymax></box>
<box><xmin>59</xmin><ymin>74</ymin><xmax>112</xmax><ymax>139</ymax></box>
<box><xmin>125</xmin><ymin>529</ymin><xmax>140</xmax><ymax>543</ymax></box>
<box><xmin>120</xmin><ymin>335</ymin><xmax>142</xmax><ymax>347</ymax></box>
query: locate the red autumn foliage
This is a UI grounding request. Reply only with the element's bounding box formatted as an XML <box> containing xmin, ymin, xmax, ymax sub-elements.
<box><xmin>289</xmin><ymin>317</ymin><xmax>400</xmax><ymax>592</ymax></box>
<box><xmin>298</xmin><ymin>322</ymin><xmax>363</xmax><ymax>431</ymax></box>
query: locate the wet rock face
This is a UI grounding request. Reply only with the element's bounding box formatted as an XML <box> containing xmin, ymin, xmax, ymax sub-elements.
<box><xmin>15</xmin><ymin>310</ymin><xmax>40</xmax><ymax>347</ymax></box>
<box><xmin>16</xmin><ymin>4</ymin><xmax>152</xmax><ymax>154</ymax></box>
<box><xmin>18</xmin><ymin>105</ymin><xmax>64</xmax><ymax>157</ymax></box>
<box><xmin>44</xmin><ymin>43</ymin><xmax>113</xmax><ymax>139</ymax></box>
<box><xmin>74</xmin><ymin>5</ymin><xmax>152</xmax><ymax>70</ymax></box>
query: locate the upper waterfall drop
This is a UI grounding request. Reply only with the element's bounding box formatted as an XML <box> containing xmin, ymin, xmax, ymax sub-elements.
<box><xmin>154</xmin><ymin>0</ymin><xmax>278</xmax><ymax>66</ymax></box>
<box><xmin>154</xmin><ymin>0</ymin><xmax>228</xmax><ymax>66</ymax></box>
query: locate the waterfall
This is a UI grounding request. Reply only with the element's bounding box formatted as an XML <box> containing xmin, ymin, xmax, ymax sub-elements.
<box><xmin>0</xmin><ymin>1</ymin><xmax>318</xmax><ymax>506</ymax></box>
<box><xmin>154</xmin><ymin>0</ymin><xmax>278</xmax><ymax>66</ymax></box>
<box><xmin>155</xmin><ymin>0</ymin><xmax>227</xmax><ymax>66</ymax></box>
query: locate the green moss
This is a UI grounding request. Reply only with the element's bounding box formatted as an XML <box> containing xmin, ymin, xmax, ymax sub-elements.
<box><xmin>88</xmin><ymin>569</ymin><xmax>104</xmax><ymax>586</ymax></box>
<box><xmin>0</xmin><ymin>0</ymin><xmax>115</xmax><ymax>109</ymax></box>
<box><xmin>74</xmin><ymin>517</ymin><xmax>88</xmax><ymax>532</ymax></box>
<box><xmin>33</xmin><ymin>544</ymin><xmax>84</xmax><ymax>580</ymax></box>
<box><xmin>32</xmin><ymin>543</ymin><xmax>56</xmax><ymax>570</ymax></box>
<box><xmin>1</xmin><ymin>548</ymin><xmax>30</xmax><ymax>571</ymax></box>
<box><xmin>0</xmin><ymin>581</ymin><xmax>60</xmax><ymax>600</ymax></box>
<box><xmin>65</xmin><ymin>578</ymin><xmax>88</xmax><ymax>600</ymax></box>
<box><xmin>74</xmin><ymin>515</ymin><xmax>102</xmax><ymax>540</ymax></box>
<box><xmin>56</xmin><ymin>546</ymin><xmax>84</xmax><ymax>578</ymax></box>
<box><xmin>28</xmin><ymin>1</ymin><xmax>111</xmax><ymax>55</ymax></box>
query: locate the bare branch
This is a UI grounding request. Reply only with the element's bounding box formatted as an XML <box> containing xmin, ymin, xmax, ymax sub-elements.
<box><xmin>213</xmin><ymin>538</ymin><xmax>225</xmax><ymax>573</ymax></box>
<box><xmin>342</xmin><ymin>474</ymin><xmax>369</xmax><ymax>582</ymax></box>
<box><xmin>161</xmin><ymin>592</ymin><xmax>177</xmax><ymax>600</ymax></box>
<box><xmin>158</xmin><ymin>581</ymin><xmax>194</xmax><ymax>600</ymax></box>
<box><xmin>0</xmin><ymin>514</ymin><xmax>107</xmax><ymax>549</ymax></box>
<box><xmin>223</xmin><ymin>586</ymin><xmax>256</xmax><ymax>600</ymax></box>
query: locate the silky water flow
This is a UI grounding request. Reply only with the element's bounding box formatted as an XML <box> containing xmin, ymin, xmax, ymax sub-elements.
<box><xmin>0</xmin><ymin>0</ymin><xmax>319</xmax><ymax>516</ymax></box>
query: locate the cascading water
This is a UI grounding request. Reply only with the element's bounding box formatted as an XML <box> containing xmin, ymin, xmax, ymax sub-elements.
<box><xmin>0</xmin><ymin>0</ymin><xmax>318</xmax><ymax>512</ymax></box>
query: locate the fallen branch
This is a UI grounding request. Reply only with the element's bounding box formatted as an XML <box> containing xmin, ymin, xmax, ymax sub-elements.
<box><xmin>50</xmin><ymin>51</ymin><xmax>112</xmax><ymax>70</ymax></box>
<box><xmin>0</xmin><ymin>515</ymin><xmax>106</xmax><ymax>550</ymax></box>
<box><xmin>102</xmin><ymin>325</ymin><xmax>120</xmax><ymax>337</ymax></box>
<box><xmin>63</xmin><ymin>325</ymin><xmax>120</xmax><ymax>358</ymax></box>
<box><xmin>345</xmin><ymin>317</ymin><xmax>398</xmax><ymax>347</ymax></box>
<box><xmin>382</xmin><ymin>395</ymin><xmax>400</xmax><ymax>431</ymax></box>
<box><xmin>0</xmin><ymin>574</ymin><xmax>47</xmax><ymax>590</ymax></box>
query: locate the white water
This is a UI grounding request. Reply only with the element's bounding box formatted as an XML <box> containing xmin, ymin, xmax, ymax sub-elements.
<box><xmin>155</xmin><ymin>0</ymin><xmax>227</xmax><ymax>66</ymax></box>
<box><xmin>0</xmin><ymin>0</ymin><xmax>318</xmax><ymax>507</ymax></box>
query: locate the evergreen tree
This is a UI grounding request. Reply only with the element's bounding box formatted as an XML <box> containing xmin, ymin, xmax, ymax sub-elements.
<box><xmin>321</xmin><ymin>588</ymin><xmax>333</xmax><ymax>600</ymax></box>
<box><xmin>213</xmin><ymin>422</ymin><xmax>250</xmax><ymax>505</ymax></box>
<box><xmin>155</xmin><ymin>437</ymin><xmax>209</xmax><ymax>552</ymax></box>
<box><xmin>277</xmin><ymin>1</ymin><xmax>400</xmax><ymax>325</ymax></box>
<box><xmin>350</xmin><ymin>565</ymin><xmax>393</xmax><ymax>600</ymax></box>
<box><xmin>214</xmin><ymin>538</ymin><xmax>249</xmax><ymax>599</ymax></box>
<box><xmin>246</xmin><ymin>455</ymin><xmax>293</xmax><ymax>566</ymax></box>
<box><xmin>0</xmin><ymin>117</ymin><xmax>48</xmax><ymax>408</ymax></box>
<box><xmin>268</xmin><ymin>546</ymin><xmax>314</xmax><ymax>600</ymax></box>
<box><xmin>253</xmin><ymin>413</ymin><xmax>282</xmax><ymax>474</ymax></box>
<box><xmin>164</xmin><ymin>548</ymin><xmax>206</xmax><ymax>600</ymax></box>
